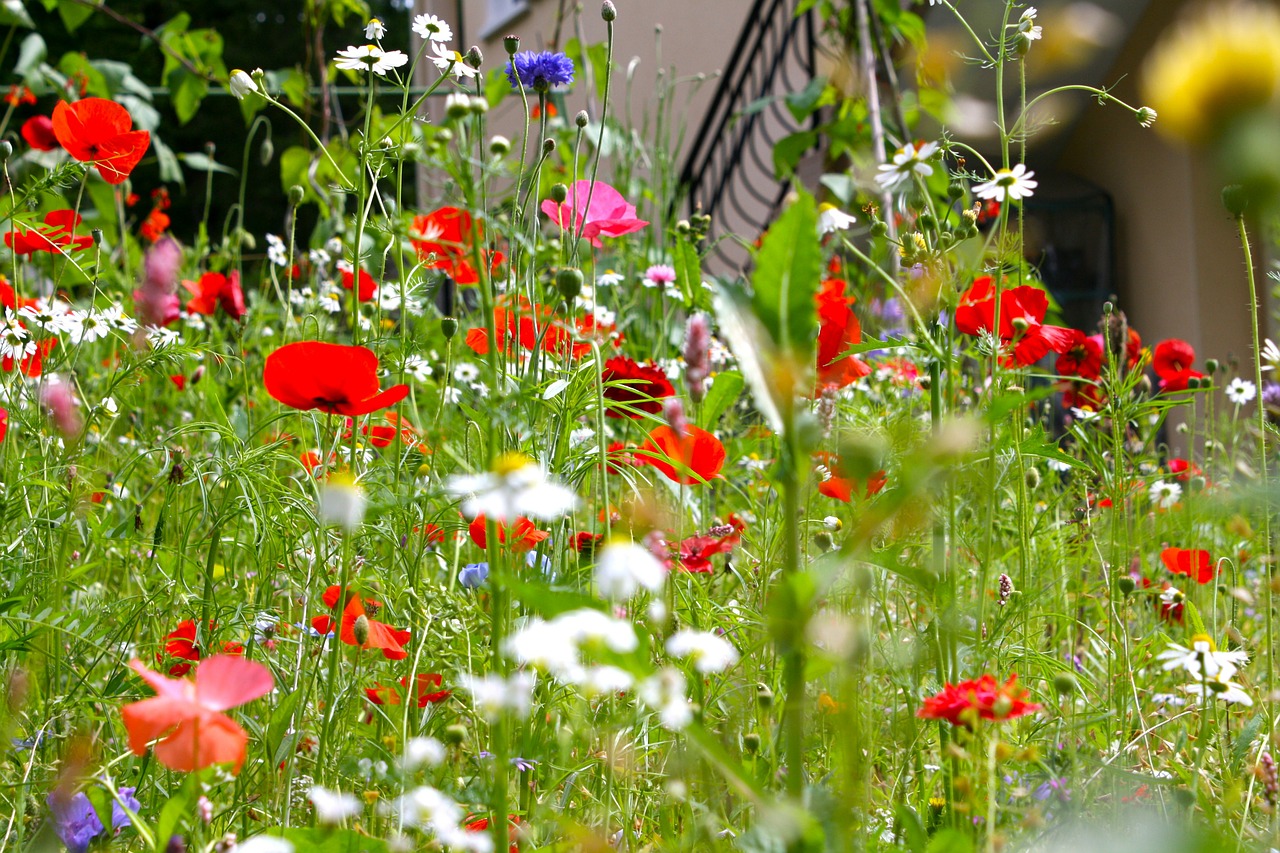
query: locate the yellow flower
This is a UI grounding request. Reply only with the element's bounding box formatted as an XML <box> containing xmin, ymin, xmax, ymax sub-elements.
<box><xmin>1143</xmin><ymin>1</ymin><xmax>1280</xmax><ymax>145</ymax></box>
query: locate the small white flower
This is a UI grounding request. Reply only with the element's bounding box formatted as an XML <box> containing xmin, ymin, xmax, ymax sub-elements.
<box><xmin>816</xmin><ymin>204</ymin><xmax>857</xmax><ymax>234</ymax></box>
<box><xmin>569</xmin><ymin>427</ymin><xmax>595</xmax><ymax>447</ymax></box>
<box><xmin>265</xmin><ymin>233</ymin><xmax>288</xmax><ymax>267</ymax></box>
<box><xmin>594</xmin><ymin>541</ymin><xmax>666</xmax><ymax>599</ymax></box>
<box><xmin>430</xmin><ymin>41</ymin><xmax>479</xmax><ymax>78</ymax></box>
<box><xmin>412</xmin><ymin>13</ymin><xmax>453</xmax><ymax>42</ymax></box>
<box><xmin>597</xmin><ymin>270</ymin><xmax>624</xmax><ymax>287</ymax></box>
<box><xmin>442</xmin><ymin>386</ymin><xmax>462</xmax><ymax>404</ymax></box>
<box><xmin>234</xmin><ymin>838</ymin><xmax>295</xmax><ymax>853</ymax></box>
<box><xmin>404</xmin><ymin>355</ymin><xmax>433</xmax><ymax>382</ymax></box>
<box><xmin>1016</xmin><ymin>6</ymin><xmax>1042</xmax><ymax>40</ymax></box>
<box><xmin>454</xmin><ymin>362</ymin><xmax>479</xmax><ymax>383</ymax></box>
<box><xmin>1148</xmin><ymin>479</ymin><xmax>1182</xmax><ymax>509</ymax></box>
<box><xmin>446</xmin><ymin>453</ymin><xmax>578</xmax><ymax>521</ymax></box>
<box><xmin>459</xmin><ymin>671</ymin><xmax>535</xmax><ymax>720</ymax></box>
<box><xmin>229</xmin><ymin>69</ymin><xmax>258</xmax><ymax>100</ymax></box>
<box><xmin>973</xmin><ymin>163</ymin><xmax>1037</xmax><ymax>202</ymax></box>
<box><xmin>579</xmin><ymin>665</ymin><xmax>634</xmax><ymax>695</ymax></box>
<box><xmin>1070</xmin><ymin>406</ymin><xmax>1100</xmax><ymax>423</ymax></box>
<box><xmin>310</xmin><ymin>786</ymin><xmax>362</xmax><ymax>824</ymax></box>
<box><xmin>1226</xmin><ymin>377</ymin><xmax>1257</xmax><ymax>405</ymax></box>
<box><xmin>364</xmin><ymin>17</ymin><xmax>385</xmax><ymax>40</ymax></box>
<box><xmin>335</xmin><ymin>44</ymin><xmax>409</xmax><ymax>76</ymax></box>
<box><xmin>875</xmin><ymin>140</ymin><xmax>937</xmax><ymax>191</ymax></box>
<box><xmin>637</xmin><ymin>668</ymin><xmax>693</xmax><ymax>730</ymax></box>
<box><xmin>101</xmin><ymin>396</ymin><xmax>118</xmax><ymax>416</ymax></box>
<box><xmin>146</xmin><ymin>326</ymin><xmax>182</xmax><ymax>348</ymax></box>
<box><xmin>666</xmin><ymin>629</ymin><xmax>740</xmax><ymax>674</ymax></box>
<box><xmin>308</xmin><ymin>247</ymin><xmax>331</xmax><ymax>269</ymax></box>
<box><xmin>100</xmin><ymin>304</ymin><xmax>137</xmax><ymax>334</ymax></box>
<box><xmin>1157</xmin><ymin>635</ymin><xmax>1248</xmax><ymax>679</ymax></box>
<box><xmin>319</xmin><ymin>474</ymin><xmax>365</xmax><ymax>531</ymax></box>
<box><xmin>1183</xmin><ymin>670</ymin><xmax>1253</xmax><ymax>706</ymax></box>
<box><xmin>402</xmin><ymin>737</ymin><xmax>446</xmax><ymax>770</ymax></box>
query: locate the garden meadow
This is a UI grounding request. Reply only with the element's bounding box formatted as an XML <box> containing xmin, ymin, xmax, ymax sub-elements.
<box><xmin>4</xmin><ymin>0</ymin><xmax>1280</xmax><ymax>852</ymax></box>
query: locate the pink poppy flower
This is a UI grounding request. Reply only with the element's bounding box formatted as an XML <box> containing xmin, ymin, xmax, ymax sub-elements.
<box><xmin>121</xmin><ymin>654</ymin><xmax>274</xmax><ymax>773</ymax></box>
<box><xmin>540</xmin><ymin>179</ymin><xmax>648</xmax><ymax>247</ymax></box>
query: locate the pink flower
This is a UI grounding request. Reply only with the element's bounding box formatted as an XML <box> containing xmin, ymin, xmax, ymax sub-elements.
<box><xmin>121</xmin><ymin>655</ymin><xmax>274</xmax><ymax>773</ymax></box>
<box><xmin>540</xmin><ymin>179</ymin><xmax>648</xmax><ymax>247</ymax></box>
<box><xmin>644</xmin><ymin>264</ymin><xmax>677</xmax><ymax>286</ymax></box>
<box><xmin>133</xmin><ymin>237</ymin><xmax>181</xmax><ymax>327</ymax></box>
<box><xmin>41</xmin><ymin>376</ymin><xmax>82</xmax><ymax>438</ymax></box>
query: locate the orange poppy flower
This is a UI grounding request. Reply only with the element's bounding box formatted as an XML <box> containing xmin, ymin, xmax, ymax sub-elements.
<box><xmin>467</xmin><ymin>513</ymin><xmax>549</xmax><ymax>551</ymax></box>
<box><xmin>121</xmin><ymin>655</ymin><xmax>273</xmax><ymax>773</ymax></box>
<box><xmin>638</xmin><ymin>424</ymin><xmax>726</xmax><ymax>485</ymax></box>
<box><xmin>364</xmin><ymin>673</ymin><xmax>451</xmax><ymax>707</ymax></box>
<box><xmin>1161</xmin><ymin>547</ymin><xmax>1215</xmax><ymax>584</ymax></box>
<box><xmin>264</xmin><ymin>342</ymin><xmax>409</xmax><ymax>416</ymax></box>
<box><xmin>410</xmin><ymin>206</ymin><xmax>504</xmax><ymax>285</ymax></box>
<box><xmin>52</xmin><ymin>98</ymin><xmax>151</xmax><ymax>185</ymax></box>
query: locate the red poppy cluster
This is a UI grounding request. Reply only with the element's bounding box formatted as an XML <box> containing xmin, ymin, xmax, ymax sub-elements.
<box><xmin>411</xmin><ymin>206</ymin><xmax>504</xmax><ymax>285</ymax></box>
<box><xmin>814</xmin><ymin>452</ymin><xmax>887</xmax><ymax>503</ymax></box>
<box><xmin>465</xmin><ymin>296</ymin><xmax>614</xmax><ymax>360</ymax></box>
<box><xmin>157</xmin><ymin>619</ymin><xmax>245</xmax><ymax>677</ymax></box>
<box><xmin>917</xmin><ymin>674</ymin><xmax>1041</xmax><ymax>727</ymax></box>
<box><xmin>955</xmin><ymin>277</ymin><xmax>1074</xmax><ymax>368</ymax></box>
<box><xmin>1152</xmin><ymin>338</ymin><xmax>1203</xmax><ymax>392</ymax></box>
<box><xmin>264</xmin><ymin>341</ymin><xmax>409</xmax><ymax>416</ymax></box>
<box><xmin>4</xmin><ymin>210</ymin><xmax>93</xmax><ymax>256</ymax></box>
<box><xmin>670</xmin><ymin>515</ymin><xmax>746</xmax><ymax>572</ymax></box>
<box><xmin>468</xmin><ymin>514</ymin><xmax>549</xmax><ymax>551</ymax></box>
<box><xmin>816</xmin><ymin>278</ymin><xmax>872</xmax><ymax>391</ymax></box>
<box><xmin>602</xmin><ymin>356</ymin><xmax>675</xmax><ymax>419</ymax></box>
<box><xmin>311</xmin><ymin>585</ymin><xmax>412</xmax><ymax>660</ymax></box>
<box><xmin>182</xmin><ymin>271</ymin><xmax>246</xmax><ymax>320</ymax></box>
<box><xmin>52</xmin><ymin>97</ymin><xmax>150</xmax><ymax>185</ymax></box>
<box><xmin>365</xmin><ymin>672</ymin><xmax>451</xmax><ymax>707</ymax></box>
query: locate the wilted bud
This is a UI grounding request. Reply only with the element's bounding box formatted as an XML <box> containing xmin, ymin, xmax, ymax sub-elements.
<box><xmin>601</xmin><ymin>0</ymin><xmax>617</xmax><ymax>21</ymax></box>
<box><xmin>503</xmin><ymin>35</ymin><xmax>520</xmax><ymax>55</ymax></box>
<box><xmin>489</xmin><ymin>135</ymin><xmax>511</xmax><ymax>156</ymax></box>
<box><xmin>575</xmin><ymin>109</ymin><xmax>589</xmax><ymax>128</ymax></box>
<box><xmin>352</xmin><ymin>614</ymin><xmax>370</xmax><ymax>646</ymax></box>
<box><xmin>288</xmin><ymin>185</ymin><xmax>305</xmax><ymax>206</ymax></box>
<box><xmin>229</xmin><ymin>69</ymin><xmax>257</xmax><ymax>100</ymax></box>
<box><xmin>465</xmin><ymin>46</ymin><xmax>483</xmax><ymax>69</ymax></box>
<box><xmin>556</xmin><ymin>267</ymin><xmax>584</xmax><ymax>300</ymax></box>
<box><xmin>441</xmin><ymin>317</ymin><xmax>459</xmax><ymax>339</ymax></box>
<box><xmin>550</xmin><ymin>182</ymin><xmax>568</xmax><ymax>204</ymax></box>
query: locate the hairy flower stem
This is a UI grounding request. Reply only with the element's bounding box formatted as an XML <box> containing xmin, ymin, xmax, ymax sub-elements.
<box><xmin>349</xmin><ymin>73</ymin><xmax>377</xmax><ymax>343</ymax></box>
<box><xmin>780</xmin><ymin>431</ymin><xmax>806</xmax><ymax>800</ymax></box>
<box><xmin>1237</xmin><ymin>215</ymin><xmax>1274</xmax><ymax>702</ymax></box>
<box><xmin>569</xmin><ymin>18</ymin><xmax>614</xmax><ymax>262</ymax></box>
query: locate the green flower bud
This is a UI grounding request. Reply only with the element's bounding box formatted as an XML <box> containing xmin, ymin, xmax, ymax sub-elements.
<box><xmin>352</xmin><ymin>614</ymin><xmax>370</xmax><ymax>646</ymax></box>
<box><xmin>743</xmin><ymin>732</ymin><xmax>761</xmax><ymax>754</ymax></box>
<box><xmin>443</xmin><ymin>723</ymin><xmax>468</xmax><ymax>746</ymax></box>
<box><xmin>489</xmin><ymin>135</ymin><xmax>511</xmax><ymax>156</ymax></box>
<box><xmin>550</xmin><ymin>183</ymin><xmax>569</xmax><ymax>204</ymax></box>
<box><xmin>465</xmin><ymin>46</ymin><xmax>483</xmax><ymax>69</ymax></box>
<box><xmin>575</xmin><ymin>109</ymin><xmax>589</xmax><ymax>128</ymax></box>
<box><xmin>288</xmin><ymin>185</ymin><xmax>305</xmax><ymax>206</ymax></box>
<box><xmin>441</xmin><ymin>317</ymin><xmax>459</xmax><ymax>339</ymax></box>
<box><xmin>870</xmin><ymin>220</ymin><xmax>888</xmax><ymax>238</ymax></box>
<box><xmin>1204</xmin><ymin>358</ymin><xmax>1219</xmax><ymax>374</ymax></box>
<box><xmin>542</xmin><ymin>138</ymin><xmax>557</xmax><ymax>155</ymax></box>
<box><xmin>601</xmin><ymin>1</ymin><xmax>617</xmax><ymax>21</ymax></box>
<box><xmin>1053</xmin><ymin>672</ymin><xmax>1078</xmax><ymax>695</ymax></box>
<box><xmin>503</xmin><ymin>35</ymin><xmax>520</xmax><ymax>55</ymax></box>
<box><xmin>1116</xmin><ymin>576</ymin><xmax>1136</xmax><ymax>596</ymax></box>
<box><xmin>1223</xmin><ymin>184</ymin><xmax>1250</xmax><ymax>217</ymax></box>
<box><xmin>756</xmin><ymin>683</ymin><xmax>774</xmax><ymax>709</ymax></box>
<box><xmin>556</xmin><ymin>267</ymin><xmax>584</xmax><ymax>300</ymax></box>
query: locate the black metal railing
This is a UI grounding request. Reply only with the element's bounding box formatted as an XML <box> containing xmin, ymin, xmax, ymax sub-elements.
<box><xmin>678</xmin><ymin>0</ymin><xmax>818</xmax><ymax>273</ymax></box>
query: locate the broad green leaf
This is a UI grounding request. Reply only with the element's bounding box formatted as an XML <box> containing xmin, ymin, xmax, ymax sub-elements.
<box><xmin>0</xmin><ymin>0</ymin><xmax>34</xmax><ymax>29</ymax></box>
<box><xmin>751</xmin><ymin>189</ymin><xmax>820</xmax><ymax>365</ymax></box>
<box><xmin>150</xmin><ymin>136</ymin><xmax>184</xmax><ymax>186</ymax></box>
<box><xmin>58</xmin><ymin>52</ymin><xmax>108</xmax><ymax>98</ymax></box>
<box><xmin>56</xmin><ymin>0</ymin><xmax>93</xmax><ymax>32</ymax></box>
<box><xmin>785</xmin><ymin>75</ymin><xmax>827</xmax><ymax>122</ymax></box>
<box><xmin>179</xmin><ymin>152</ymin><xmax>237</xmax><ymax>176</ymax></box>
<box><xmin>14</xmin><ymin>32</ymin><xmax>45</xmax><ymax>77</ymax></box>
<box><xmin>771</xmin><ymin>129</ymin><xmax>817</xmax><ymax>180</ymax></box>
<box><xmin>701</xmin><ymin>369</ymin><xmax>743</xmax><ymax>428</ymax></box>
<box><xmin>168</xmin><ymin>68</ymin><xmax>208</xmax><ymax>125</ymax></box>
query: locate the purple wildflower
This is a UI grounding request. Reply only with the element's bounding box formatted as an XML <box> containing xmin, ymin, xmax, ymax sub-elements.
<box><xmin>1263</xmin><ymin>381</ymin><xmax>1280</xmax><ymax>409</ymax></box>
<box><xmin>505</xmin><ymin>51</ymin><xmax>574</xmax><ymax>91</ymax></box>
<box><xmin>47</xmin><ymin>787</ymin><xmax>140</xmax><ymax>853</ymax></box>
<box><xmin>460</xmin><ymin>562</ymin><xmax>489</xmax><ymax>588</ymax></box>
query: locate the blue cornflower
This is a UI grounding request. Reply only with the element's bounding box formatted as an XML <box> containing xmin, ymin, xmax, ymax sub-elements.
<box><xmin>459</xmin><ymin>562</ymin><xmax>489</xmax><ymax>589</ymax></box>
<box><xmin>47</xmin><ymin>787</ymin><xmax>141</xmax><ymax>853</ymax></box>
<box><xmin>505</xmin><ymin>51</ymin><xmax>574</xmax><ymax>92</ymax></box>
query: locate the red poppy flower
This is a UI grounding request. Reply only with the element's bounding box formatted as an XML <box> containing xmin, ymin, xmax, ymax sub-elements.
<box><xmin>5</xmin><ymin>85</ymin><xmax>34</xmax><ymax>107</ymax></box>
<box><xmin>1140</xmin><ymin>577</ymin><xmax>1184</xmax><ymax>624</ymax></box>
<box><xmin>140</xmin><ymin>208</ymin><xmax>170</xmax><ymax>243</ymax></box>
<box><xmin>121</xmin><ymin>655</ymin><xmax>273</xmax><ymax>773</ymax></box>
<box><xmin>816</xmin><ymin>278</ymin><xmax>872</xmax><ymax>390</ymax></box>
<box><xmin>571</xmin><ymin>531</ymin><xmax>603</xmax><ymax>555</ymax></box>
<box><xmin>340</xmin><ymin>266</ymin><xmax>378</xmax><ymax>302</ymax></box>
<box><xmin>601</xmin><ymin>356</ymin><xmax>675</xmax><ymax>419</ymax></box>
<box><xmin>0</xmin><ymin>408</ymin><xmax>7</xmax><ymax>443</ymax></box>
<box><xmin>21</xmin><ymin>115</ymin><xmax>58</xmax><ymax>151</ymax></box>
<box><xmin>182</xmin><ymin>271</ymin><xmax>245</xmax><ymax>320</ymax></box>
<box><xmin>465</xmin><ymin>297</ymin><xmax>551</xmax><ymax>356</ymax></box>
<box><xmin>5</xmin><ymin>210</ymin><xmax>94</xmax><ymax>256</ymax></box>
<box><xmin>411</xmin><ymin>206</ymin><xmax>504</xmax><ymax>285</ymax></box>
<box><xmin>1167</xmin><ymin>458</ymin><xmax>1202</xmax><ymax>483</ymax></box>
<box><xmin>364</xmin><ymin>673</ymin><xmax>451</xmax><ymax>707</ymax></box>
<box><xmin>52</xmin><ymin>97</ymin><xmax>151</xmax><ymax>185</ymax></box>
<box><xmin>157</xmin><ymin>619</ymin><xmax>245</xmax><ymax>677</ymax></box>
<box><xmin>818</xmin><ymin>468</ymin><xmax>887</xmax><ymax>502</ymax></box>
<box><xmin>464</xmin><ymin>815</ymin><xmax>521</xmax><ymax>853</ymax></box>
<box><xmin>675</xmin><ymin>517</ymin><xmax>745</xmax><ymax>572</ymax></box>
<box><xmin>3</xmin><ymin>336</ymin><xmax>56</xmax><ymax>377</ymax></box>
<box><xmin>1055</xmin><ymin>329</ymin><xmax>1102</xmax><ymax>380</ymax></box>
<box><xmin>1152</xmin><ymin>339</ymin><xmax>1203</xmax><ymax>392</ymax></box>
<box><xmin>917</xmin><ymin>674</ymin><xmax>1041</xmax><ymax>727</ymax></box>
<box><xmin>1161</xmin><ymin>547</ymin><xmax>1215</xmax><ymax>584</ymax></box>
<box><xmin>638</xmin><ymin>424</ymin><xmax>726</xmax><ymax>485</ymax></box>
<box><xmin>955</xmin><ymin>277</ymin><xmax>1075</xmax><ymax>367</ymax></box>
<box><xmin>264</xmin><ymin>342</ymin><xmax>409</xmax><ymax>416</ymax></box>
<box><xmin>468</xmin><ymin>514</ymin><xmax>549</xmax><ymax>551</ymax></box>
<box><xmin>317</xmin><ymin>586</ymin><xmax>411</xmax><ymax>660</ymax></box>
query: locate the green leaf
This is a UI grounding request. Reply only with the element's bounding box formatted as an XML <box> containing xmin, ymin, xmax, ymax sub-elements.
<box><xmin>785</xmin><ymin>75</ymin><xmax>827</xmax><ymax>123</ymax></box>
<box><xmin>751</xmin><ymin>189</ymin><xmax>820</xmax><ymax>365</ymax></box>
<box><xmin>834</xmin><ymin>335</ymin><xmax>915</xmax><ymax>360</ymax></box>
<box><xmin>272</xmin><ymin>828</ymin><xmax>390</xmax><ymax>853</ymax></box>
<box><xmin>673</xmin><ymin>237</ymin><xmax>703</xmax><ymax>309</ymax></box>
<box><xmin>14</xmin><ymin>32</ymin><xmax>44</xmax><ymax>77</ymax></box>
<box><xmin>56</xmin><ymin>0</ymin><xmax>93</xmax><ymax>32</ymax></box>
<box><xmin>58</xmin><ymin>52</ymin><xmax>108</xmax><ymax>98</ymax></box>
<box><xmin>0</xmin><ymin>0</ymin><xmax>34</xmax><ymax>29</ymax></box>
<box><xmin>701</xmin><ymin>370</ymin><xmax>743</xmax><ymax>427</ymax></box>
<box><xmin>179</xmin><ymin>152</ymin><xmax>237</xmax><ymax>176</ymax></box>
<box><xmin>771</xmin><ymin>129</ymin><xmax>817</xmax><ymax>180</ymax></box>
<box><xmin>150</xmin><ymin>136</ymin><xmax>184</xmax><ymax>187</ymax></box>
<box><xmin>925</xmin><ymin>829</ymin><xmax>975</xmax><ymax>853</ymax></box>
<box><xmin>85</xmin><ymin>786</ymin><xmax>113</xmax><ymax>837</ymax></box>
<box><xmin>168</xmin><ymin>69</ymin><xmax>208</xmax><ymax>125</ymax></box>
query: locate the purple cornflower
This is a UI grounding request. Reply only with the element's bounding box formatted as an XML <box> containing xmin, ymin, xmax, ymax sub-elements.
<box><xmin>460</xmin><ymin>562</ymin><xmax>489</xmax><ymax>589</ymax></box>
<box><xmin>505</xmin><ymin>51</ymin><xmax>574</xmax><ymax>91</ymax></box>
<box><xmin>1263</xmin><ymin>381</ymin><xmax>1280</xmax><ymax>409</ymax></box>
<box><xmin>48</xmin><ymin>787</ymin><xmax>141</xmax><ymax>853</ymax></box>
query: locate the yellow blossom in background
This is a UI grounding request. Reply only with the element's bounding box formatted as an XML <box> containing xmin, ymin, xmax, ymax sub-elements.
<box><xmin>1143</xmin><ymin>1</ymin><xmax>1280</xmax><ymax>145</ymax></box>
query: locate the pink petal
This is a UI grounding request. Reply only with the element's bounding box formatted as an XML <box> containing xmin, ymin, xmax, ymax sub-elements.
<box><xmin>195</xmin><ymin>655</ymin><xmax>274</xmax><ymax>712</ymax></box>
<box><xmin>539</xmin><ymin>199</ymin><xmax>575</xmax><ymax>229</ymax></box>
<box><xmin>121</xmin><ymin>695</ymin><xmax>190</xmax><ymax>756</ymax></box>
<box><xmin>129</xmin><ymin>658</ymin><xmax>193</xmax><ymax>702</ymax></box>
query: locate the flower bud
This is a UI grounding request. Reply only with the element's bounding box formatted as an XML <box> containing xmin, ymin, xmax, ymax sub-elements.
<box><xmin>352</xmin><ymin>614</ymin><xmax>370</xmax><ymax>646</ymax></box>
<box><xmin>443</xmin><ymin>723</ymin><xmax>468</xmax><ymax>746</ymax></box>
<box><xmin>1204</xmin><ymin>358</ymin><xmax>1219</xmax><ymax>374</ymax></box>
<box><xmin>1053</xmin><ymin>672</ymin><xmax>1078</xmax><ymax>695</ymax></box>
<box><xmin>0</xmin><ymin>141</ymin><xmax>12</xmax><ymax>161</ymax></box>
<box><xmin>259</xmin><ymin>137</ymin><xmax>274</xmax><ymax>166</ymax></box>
<box><xmin>503</xmin><ymin>35</ymin><xmax>520</xmax><ymax>55</ymax></box>
<box><xmin>601</xmin><ymin>0</ymin><xmax>617</xmax><ymax>21</ymax></box>
<box><xmin>918</xmin><ymin>212</ymin><xmax>937</xmax><ymax>232</ymax></box>
<box><xmin>756</xmin><ymin>683</ymin><xmax>774</xmax><ymax>709</ymax></box>
<box><xmin>813</xmin><ymin>531</ymin><xmax>834</xmax><ymax>552</ymax></box>
<box><xmin>465</xmin><ymin>46</ymin><xmax>483</xmax><ymax>69</ymax></box>
<box><xmin>1116</xmin><ymin>576</ymin><xmax>1136</xmax><ymax>596</ymax></box>
<box><xmin>869</xmin><ymin>220</ymin><xmax>888</xmax><ymax>238</ymax></box>
<box><xmin>445</xmin><ymin>93</ymin><xmax>470</xmax><ymax>120</ymax></box>
<box><xmin>489</xmin><ymin>135</ymin><xmax>511</xmax><ymax>156</ymax></box>
<box><xmin>1025</xmin><ymin>467</ymin><xmax>1041</xmax><ymax>489</ymax></box>
<box><xmin>229</xmin><ymin>69</ymin><xmax>257</xmax><ymax>101</ymax></box>
<box><xmin>743</xmin><ymin>732</ymin><xmax>761</xmax><ymax>754</ymax></box>
<box><xmin>575</xmin><ymin>109</ymin><xmax>589</xmax><ymax>128</ymax></box>
<box><xmin>542</xmin><ymin>138</ymin><xmax>557</xmax><ymax>155</ymax></box>
<box><xmin>91</xmin><ymin>228</ymin><xmax>104</xmax><ymax>246</ymax></box>
<box><xmin>1223</xmin><ymin>184</ymin><xmax>1250</xmax><ymax>217</ymax></box>
<box><xmin>550</xmin><ymin>182</ymin><xmax>568</xmax><ymax>203</ymax></box>
<box><xmin>288</xmin><ymin>185</ymin><xmax>305</xmax><ymax>206</ymax></box>
<box><xmin>441</xmin><ymin>317</ymin><xmax>459</xmax><ymax>339</ymax></box>
<box><xmin>556</xmin><ymin>267</ymin><xmax>584</xmax><ymax>300</ymax></box>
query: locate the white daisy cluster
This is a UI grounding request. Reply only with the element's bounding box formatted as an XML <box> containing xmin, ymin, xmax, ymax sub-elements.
<box><xmin>1157</xmin><ymin>634</ymin><xmax>1252</xmax><ymax>707</ymax></box>
<box><xmin>504</xmin><ymin>608</ymin><xmax>638</xmax><ymax>693</ymax></box>
<box><xmin>457</xmin><ymin>671</ymin><xmax>536</xmax><ymax>721</ymax></box>
<box><xmin>445</xmin><ymin>452</ymin><xmax>578</xmax><ymax>521</ymax></box>
<box><xmin>383</xmin><ymin>785</ymin><xmax>493</xmax><ymax>852</ymax></box>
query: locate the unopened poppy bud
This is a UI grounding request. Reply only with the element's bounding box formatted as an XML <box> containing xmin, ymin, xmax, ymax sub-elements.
<box><xmin>1053</xmin><ymin>672</ymin><xmax>1078</xmax><ymax>695</ymax></box>
<box><xmin>1223</xmin><ymin>184</ymin><xmax>1250</xmax><ymax>217</ymax></box>
<box><xmin>352</xmin><ymin>614</ymin><xmax>370</xmax><ymax>646</ymax></box>
<box><xmin>813</xmin><ymin>531</ymin><xmax>834</xmax><ymax>552</ymax></box>
<box><xmin>489</xmin><ymin>135</ymin><xmax>511</xmax><ymax>156</ymax></box>
<box><xmin>441</xmin><ymin>317</ymin><xmax>458</xmax><ymax>339</ymax></box>
<box><xmin>1116</xmin><ymin>576</ymin><xmax>1136</xmax><ymax>595</ymax></box>
<box><xmin>465</xmin><ymin>46</ymin><xmax>483</xmax><ymax>69</ymax></box>
<box><xmin>444</xmin><ymin>723</ymin><xmax>468</xmax><ymax>745</ymax></box>
<box><xmin>743</xmin><ymin>732</ymin><xmax>761</xmax><ymax>754</ymax></box>
<box><xmin>288</xmin><ymin>185</ymin><xmax>305</xmax><ymax>206</ymax></box>
<box><xmin>575</xmin><ymin>109</ymin><xmax>589</xmax><ymax>128</ymax></box>
<box><xmin>504</xmin><ymin>34</ymin><xmax>520</xmax><ymax>55</ymax></box>
<box><xmin>1025</xmin><ymin>467</ymin><xmax>1041</xmax><ymax>489</ymax></box>
<box><xmin>91</xmin><ymin>228</ymin><xmax>103</xmax><ymax>246</ymax></box>
<box><xmin>1204</xmin><ymin>358</ymin><xmax>1219</xmax><ymax>374</ymax></box>
<box><xmin>601</xmin><ymin>0</ymin><xmax>617</xmax><ymax>21</ymax></box>
<box><xmin>756</xmin><ymin>683</ymin><xmax>774</xmax><ymax>708</ymax></box>
<box><xmin>556</xmin><ymin>267</ymin><xmax>584</xmax><ymax>300</ymax></box>
<box><xmin>550</xmin><ymin>183</ymin><xmax>568</xmax><ymax>203</ymax></box>
<box><xmin>542</xmin><ymin>138</ymin><xmax>556</xmax><ymax>155</ymax></box>
<box><xmin>259</xmin><ymin>137</ymin><xmax>274</xmax><ymax>165</ymax></box>
<box><xmin>1187</xmin><ymin>376</ymin><xmax>1201</xmax><ymax>390</ymax></box>
<box><xmin>0</xmin><ymin>141</ymin><xmax>11</xmax><ymax>161</ymax></box>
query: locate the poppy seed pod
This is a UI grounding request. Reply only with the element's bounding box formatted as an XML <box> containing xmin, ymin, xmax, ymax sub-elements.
<box><xmin>555</xmin><ymin>267</ymin><xmax>584</xmax><ymax>300</ymax></box>
<box><xmin>1116</xmin><ymin>576</ymin><xmax>1136</xmax><ymax>596</ymax></box>
<box><xmin>504</xmin><ymin>35</ymin><xmax>520</xmax><ymax>55</ymax></box>
<box><xmin>352</xmin><ymin>614</ymin><xmax>370</xmax><ymax>647</ymax></box>
<box><xmin>550</xmin><ymin>183</ymin><xmax>568</xmax><ymax>204</ymax></box>
<box><xmin>91</xmin><ymin>228</ymin><xmax>104</xmax><ymax>246</ymax></box>
<box><xmin>1053</xmin><ymin>672</ymin><xmax>1078</xmax><ymax>695</ymax></box>
<box><xmin>441</xmin><ymin>317</ymin><xmax>458</xmax><ymax>339</ymax></box>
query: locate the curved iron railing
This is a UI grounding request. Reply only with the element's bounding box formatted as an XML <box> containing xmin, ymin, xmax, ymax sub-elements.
<box><xmin>678</xmin><ymin>0</ymin><xmax>818</xmax><ymax>273</ymax></box>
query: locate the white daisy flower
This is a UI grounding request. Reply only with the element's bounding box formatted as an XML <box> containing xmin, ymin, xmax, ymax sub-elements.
<box><xmin>458</xmin><ymin>671</ymin><xmax>535</xmax><ymax>720</ymax></box>
<box><xmin>404</xmin><ymin>355</ymin><xmax>433</xmax><ymax>382</ymax></box>
<box><xmin>145</xmin><ymin>326</ymin><xmax>182</xmax><ymax>348</ymax></box>
<box><xmin>637</xmin><ymin>668</ymin><xmax>693</xmax><ymax>730</ymax></box>
<box><xmin>666</xmin><ymin>629</ymin><xmax>740</xmax><ymax>674</ymax></box>
<box><xmin>445</xmin><ymin>452</ymin><xmax>578</xmax><ymax>521</ymax></box>
<box><xmin>973</xmin><ymin>163</ymin><xmax>1037</xmax><ymax>202</ymax></box>
<box><xmin>412</xmin><ymin>13</ymin><xmax>453</xmax><ymax>42</ymax></box>
<box><xmin>1156</xmin><ymin>634</ymin><xmax>1248</xmax><ymax>679</ymax></box>
<box><xmin>310</xmin><ymin>786</ymin><xmax>362</xmax><ymax>824</ymax></box>
<box><xmin>454</xmin><ymin>362</ymin><xmax>479</xmax><ymax>383</ymax></box>
<box><xmin>364</xmin><ymin>18</ymin><xmax>385</xmax><ymax>40</ymax></box>
<box><xmin>597</xmin><ymin>270</ymin><xmax>625</xmax><ymax>287</ymax></box>
<box><xmin>265</xmin><ymin>233</ymin><xmax>288</xmax><ymax>267</ymax></box>
<box><xmin>874</xmin><ymin>140</ymin><xmax>938</xmax><ymax>191</ymax></box>
<box><xmin>1148</xmin><ymin>479</ymin><xmax>1182</xmax><ymax>509</ymax></box>
<box><xmin>594</xmin><ymin>541</ymin><xmax>666</xmax><ymax>599</ymax></box>
<box><xmin>817</xmin><ymin>203</ymin><xmax>858</xmax><ymax>234</ymax></box>
<box><xmin>335</xmin><ymin>44</ymin><xmax>409</xmax><ymax>76</ymax></box>
<box><xmin>1183</xmin><ymin>670</ymin><xmax>1253</xmax><ymax>706</ymax></box>
<box><xmin>429</xmin><ymin>42</ymin><xmax>479</xmax><ymax>78</ymax></box>
<box><xmin>1226</xmin><ymin>377</ymin><xmax>1257</xmax><ymax>405</ymax></box>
